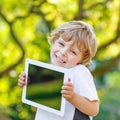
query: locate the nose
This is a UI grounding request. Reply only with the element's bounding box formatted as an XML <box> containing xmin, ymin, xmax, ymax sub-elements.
<box><xmin>60</xmin><ymin>47</ymin><xmax>68</xmax><ymax>56</ymax></box>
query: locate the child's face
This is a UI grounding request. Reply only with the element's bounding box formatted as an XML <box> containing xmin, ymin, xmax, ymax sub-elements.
<box><xmin>50</xmin><ymin>37</ymin><xmax>82</xmax><ymax>68</ymax></box>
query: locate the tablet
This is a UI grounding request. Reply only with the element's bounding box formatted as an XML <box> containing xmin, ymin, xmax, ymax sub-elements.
<box><xmin>22</xmin><ymin>59</ymin><xmax>69</xmax><ymax>116</ymax></box>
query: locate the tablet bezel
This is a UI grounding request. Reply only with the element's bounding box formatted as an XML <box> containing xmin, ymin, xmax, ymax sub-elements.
<box><xmin>22</xmin><ymin>58</ymin><xmax>68</xmax><ymax>116</ymax></box>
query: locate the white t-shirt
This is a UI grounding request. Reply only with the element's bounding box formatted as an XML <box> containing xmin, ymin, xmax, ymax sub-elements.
<box><xmin>35</xmin><ymin>64</ymin><xmax>99</xmax><ymax>120</ymax></box>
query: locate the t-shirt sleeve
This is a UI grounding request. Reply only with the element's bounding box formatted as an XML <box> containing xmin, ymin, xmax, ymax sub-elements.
<box><xmin>70</xmin><ymin>65</ymin><xmax>99</xmax><ymax>101</ymax></box>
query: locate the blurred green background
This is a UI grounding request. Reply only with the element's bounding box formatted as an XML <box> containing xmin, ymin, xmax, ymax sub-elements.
<box><xmin>0</xmin><ymin>0</ymin><xmax>120</xmax><ymax>120</ymax></box>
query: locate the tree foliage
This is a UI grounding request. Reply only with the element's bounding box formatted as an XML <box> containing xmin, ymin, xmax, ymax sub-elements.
<box><xmin>0</xmin><ymin>0</ymin><xmax>120</xmax><ymax>119</ymax></box>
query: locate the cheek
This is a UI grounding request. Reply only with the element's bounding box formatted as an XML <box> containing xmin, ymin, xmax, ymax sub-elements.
<box><xmin>50</xmin><ymin>46</ymin><xmax>58</xmax><ymax>57</ymax></box>
<box><xmin>71</xmin><ymin>56</ymin><xmax>82</xmax><ymax>65</ymax></box>
<box><xmin>50</xmin><ymin>46</ymin><xmax>55</xmax><ymax>54</ymax></box>
<box><xmin>67</xmin><ymin>58</ymin><xmax>78</xmax><ymax>66</ymax></box>
<box><xmin>51</xmin><ymin>45</ymin><xmax>58</xmax><ymax>51</ymax></box>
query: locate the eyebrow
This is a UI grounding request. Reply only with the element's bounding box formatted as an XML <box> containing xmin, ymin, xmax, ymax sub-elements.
<box><xmin>59</xmin><ymin>37</ymin><xmax>74</xmax><ymax>45</ymax></box>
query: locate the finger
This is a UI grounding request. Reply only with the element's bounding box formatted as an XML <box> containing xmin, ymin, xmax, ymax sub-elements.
<box><xmin>18</xmin><ymin>78</ymin><xmax>25</xmax><ymax>83</ymax></box>
<box><xmin>62</xmin><ymin>94</ymin><xmax>71</xmax><ymax>98</ymax></box>
<box><xmin>18</xmin><ymin>82</ymin><xmax>25</xmax><ymax>87</ymax></box>
<box><xmin>62</xmin><ymin>85</ymin><xmax>72</xmax><ymax>91</ymax></box>
<box><xmin>62</xmin><ymin>82</ymin><xmax>73</xmax><ymax>89</ymax></box>
<box><xmin>18</xmin><ymin>79</ymin><xmax>25</xmax><ymax>86</ymax></box>
<box><xmin>61</xmin><ymin>91</ymin><xmax>73</xmax><ymax>100</ymax></box>
<box><xmin>19</xmin><ymin>73</ymin><xmax>26</xmax><ymax>80</ymax></box>
<box><xmin>61</xmin><ymin>89</ymin><xmax>72</xmax><ymax>95</ymax></box>
<box><xmin>19</xmin><ymin>74</ymin><xmax>26</xmax><ymax>79</ymax></box>
<box><xmin>61</xmin><ymin>89</ymin><xmax>74</xmax><ymax>99</ymax></box>
<box><xmin>20</xmin><ymin>76</ymin><xmax>26</xmax><ymax>82</ymax></box>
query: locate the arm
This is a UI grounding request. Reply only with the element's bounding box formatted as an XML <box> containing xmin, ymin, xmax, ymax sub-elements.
<box><xmin>61</xmin><ymin>79</ymin><xmax>99</xmax><ymax>116</ymax></box>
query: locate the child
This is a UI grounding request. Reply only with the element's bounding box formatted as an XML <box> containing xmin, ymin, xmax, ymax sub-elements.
<box><xmin>18</xmin><ymin>21</ymin><xmax>99</xmax><ymax>120</ymax></box>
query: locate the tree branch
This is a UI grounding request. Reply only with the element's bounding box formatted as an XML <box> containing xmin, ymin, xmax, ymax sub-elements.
<box><xmin>92</xmin><ymin>54</ymin><xmax>120</xmax><ymax>77</ymax></box>
<box><xmin>98</xmin><ymin>6</ymin><xmax>120</xmax><ymax>51</ymax></box>
<box><xmin>76</xmin><ymin>0</ymin><xmax>84</xmax><ymax>20</ymax></box>
<box><xmin>87</xmin><ymin>0</ymin><xmax>113</xmax><ymax>10</ymax></box>
<box><xmin>0</xmin><ymin>12</ymin><xmax>25</xmax><ymax>78</ymax></box>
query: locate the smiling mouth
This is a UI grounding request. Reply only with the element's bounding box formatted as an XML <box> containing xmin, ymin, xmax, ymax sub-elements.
<box><xmin>55</xmin><ymin>55</ymin><xmax>66</xmax><ymax>64</ymax></box>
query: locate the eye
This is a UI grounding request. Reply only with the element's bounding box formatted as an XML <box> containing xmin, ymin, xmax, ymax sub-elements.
<box><xmin>58</xmin><ymin>42</ymin><xmax>64</xmax><ymax>47</ymax></box>
<box><xmin>71</xmin><ymin>50</ymin><xmax>77</xmax><ymax>55</ymax></box>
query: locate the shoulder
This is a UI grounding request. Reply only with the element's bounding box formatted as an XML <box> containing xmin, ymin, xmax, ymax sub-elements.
<box><xmin>69</xmin><ymin>65</ymin><xmax>99</xmax><ymax>101</ymax></box>
<box><xmin>70</xmin><ymin>64</ymin><xmax>92</xmax><ymax>77</ymax></box>
<box><xmin>68</xmin><ymin>64</ymin><xmax>94</xmax><ymax>85</ymax></box>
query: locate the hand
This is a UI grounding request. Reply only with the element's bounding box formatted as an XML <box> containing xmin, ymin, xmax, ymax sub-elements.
<box><xmin>61</xmin><ymin>78</ymin><xmax>75</xmax><ymax>101</ymax></box>
<box><xmin>18</xmin><ymin>71</ymin><xmax>26</xmax><ymax>87</ymax></box>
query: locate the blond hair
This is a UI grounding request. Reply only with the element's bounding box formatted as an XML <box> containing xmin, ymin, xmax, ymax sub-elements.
<box><xmin>48</xmin><ymin>21</ymin><xmax>97</xmax><ymax>66</ymax></box>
